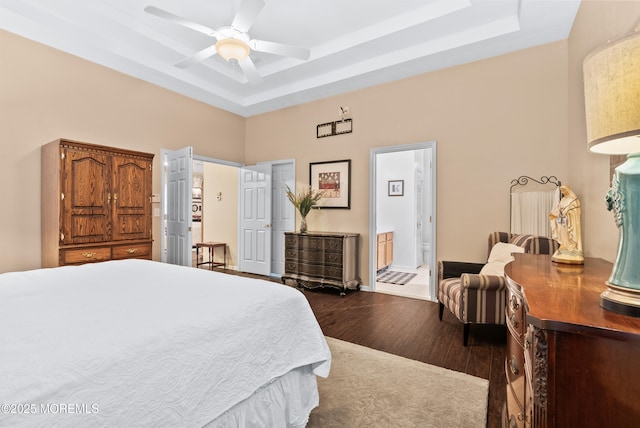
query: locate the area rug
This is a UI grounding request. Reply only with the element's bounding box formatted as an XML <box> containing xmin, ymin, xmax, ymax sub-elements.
<box><xmin>377</xmin><ymin>270</ymin><xmax>417</xmax><ymax>285</ymax></box>
<box><xmin>308</xmin><ymin>337</ymin><xmax>489</xmax><ymax>428</ymax></box>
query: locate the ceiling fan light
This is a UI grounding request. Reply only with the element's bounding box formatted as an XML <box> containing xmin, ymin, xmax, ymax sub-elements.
<box><xmin>216</xmin><ymin>38</ymin><xmax>250</xmax><ymax>62</ymax></box>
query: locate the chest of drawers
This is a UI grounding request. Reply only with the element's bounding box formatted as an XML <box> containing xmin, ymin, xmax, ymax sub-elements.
<box><xmin>503</xmin><ymin>253</ymin><xmax>640</xmax><ymax>427</ymax></box>
<box><xmin>281</xmin><ymin>232</ymin><xmax>360</xmax><ymax>296</ymax></box>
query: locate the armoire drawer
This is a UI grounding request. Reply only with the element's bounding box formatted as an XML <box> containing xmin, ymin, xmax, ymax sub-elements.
<box><xmin>62</xmin><ymin>246</ymin><xmax>111</xmax><ymax>264</ymax></box>
<box><xmin>112</xmin><ymin>242</ymin><xmax>152</xmax><ymax>259</ymax></box>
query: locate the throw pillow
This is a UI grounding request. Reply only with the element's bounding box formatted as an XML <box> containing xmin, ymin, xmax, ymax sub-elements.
<box><xmin>480</xmin><ymin>242</ymin><xmax>525</xmax><ymax>276</ymax></box>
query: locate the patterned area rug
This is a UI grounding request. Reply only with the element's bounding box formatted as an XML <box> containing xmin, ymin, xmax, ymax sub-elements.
<box><xmin>308</xmin><ymin>337</ymin><xmax>489</xmax><ymax>427</ymax></box>
<box><xmin>376</xmin><ymin>270</ymin><xmax>417</xmax><ymax>285</ymax></box>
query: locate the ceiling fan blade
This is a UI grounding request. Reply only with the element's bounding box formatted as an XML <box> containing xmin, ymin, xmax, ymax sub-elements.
<box><xmin>175</xmin><ymin>45</ymin><xmax>219</xmax><ymax>69</ymax></box>
<box><xmin>145</xmin><ymin>6</ymin><xmax>217</xmax><ymax>37</ymax></box>
<box><xmin>250</xmin><ymin>39</ymin><xmax>310</xmax><ymax>60</ymax></box>
<box><xmin>231</xmin><ymin>0</ymin><xmax>265</xmax><ymax>33</ymax></box>
<box><xmin>238</xmin><ymin>57</ymin><xmax>262</xmax><ymax>84</ymax></box>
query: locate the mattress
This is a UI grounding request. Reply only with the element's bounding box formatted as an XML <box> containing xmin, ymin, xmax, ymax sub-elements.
<box><xmin>0</xmin><ymin>259</ymin><xmax>331</xmax><ymax>427</ymax></box>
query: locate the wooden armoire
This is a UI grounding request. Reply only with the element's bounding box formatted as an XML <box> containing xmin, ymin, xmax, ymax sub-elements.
<box><xmin>41</xmin><ymin>139</ymin><xmax>154</xmax><ymax>267</ymax></box>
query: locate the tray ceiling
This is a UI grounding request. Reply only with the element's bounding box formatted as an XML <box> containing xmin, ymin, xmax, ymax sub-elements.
<box><xmin>0</xmin><ymin>0</ymin><xmax>581</xmax><ymax>117</ymax></box>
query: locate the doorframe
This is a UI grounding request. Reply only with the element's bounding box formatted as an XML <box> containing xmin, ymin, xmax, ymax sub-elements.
<box><xmin>161</xmin><ymin>151</ymin><xmax>293</xmax><ymax>275</ymax></box>
<box><xmin>160</xmin><ymin>148</ymin><xmax>243</xmax><ymax>264</ymax></box>
<box><xmin>256</xmin><ymin>158</ymin><xmax>296</xmax><ymax>277</ymax></box>
<box><xmin>368</xmin><ymin>141</ymin><xmax>437</xmax><ymax>300</ymax></box>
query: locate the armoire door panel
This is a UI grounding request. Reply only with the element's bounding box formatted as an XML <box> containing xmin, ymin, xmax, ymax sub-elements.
<box><xmin>113</xmin><ymin>159</ymin><xmax>148</xmax><ymax>208</ymax></box>
<box><xmin>114</xmin><ymin>214</ymin><xmax>147</xmax><ymax>237</ymax></box>
<box><xmin>62</xmin><ymin>147</ymin><xmax>111</xmax><ymax>244</ymax></box>
<box><xmin>71</xmin><ymin>214</ymin><xmax>110</xmax><ymax>240</ymax></box>
<box><xmin>112</xmin><ymin>156</ymin><xmax>152</xmax><ymax>241</ymax></box>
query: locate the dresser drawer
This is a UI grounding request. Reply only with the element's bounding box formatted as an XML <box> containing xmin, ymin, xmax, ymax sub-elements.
<box><xmin>506</xmin><ymin>289</ymin><xmax>526</xmax><ymax>342</ymax></box>
<box><xmin>505</xmin><ymin>338</ymin><xmax>526</xmax><ymax>388</ymax></box>
<box><xmin>300</xmin><ymin>236</ymin><xmax>343</xmax><ymax>251</ymax></box>
<box><xmin>284</xmin><ymin>249</ymin><xmax>299</xmax><ymax>260</ymax></box>
<box><xmin>323</xmin><ymin>252</ymin><xmax>343</xmax><ymax>265</ymax></box>
<box><xmin>284</xmin><ymin>261</ymin><xmax>300</xmax><ymax>274</ymax></box>
<box><xmin>284</xmin><ymin>235</ymin><xmax>299</xmax><ymax>248</ymax></box>
<box><xmin>505</xmin><ymin>381</ymin><xmax>527</xmax><ymax>428</ymax></box>
<box><xmin>296</xmin><ymin>262</ymin><xmax>343</xmax><ymax>279</ymax></box>
<box><xmin>62</xmin><ymin>246</ymin><xmax>111</xmax><ymax>264</ymax></box>
<box><xmin>112</xmin><ymin>242</ymin><xmax>152</xmax><ymax>259</ymax></box>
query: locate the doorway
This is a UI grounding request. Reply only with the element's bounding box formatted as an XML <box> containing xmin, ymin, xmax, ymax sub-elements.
<box><xmin>161</xmin><ymin>148</ymin><xmax>294</xmax><ymax>277</ymax></box>
<box><xmin>369</xmin><ymin>142</ymin><xmax>437</xmax><ymax>301</ymax></box>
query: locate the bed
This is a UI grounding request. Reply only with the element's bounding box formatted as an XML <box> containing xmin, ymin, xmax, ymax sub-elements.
<box><xmin>0</xmin><ymin>259</ymin><xmax>331</xmax><ymax>427</ymax></box>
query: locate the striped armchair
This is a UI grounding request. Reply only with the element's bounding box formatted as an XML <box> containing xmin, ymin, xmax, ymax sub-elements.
<box><xmin>437</xmin><ymin>232</ymin><xmax>558</xmax><ymax>346</ymax></box>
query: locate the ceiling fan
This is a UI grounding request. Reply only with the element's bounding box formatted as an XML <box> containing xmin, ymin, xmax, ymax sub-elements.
<box><xmin>145</xmin><ymin>0</ymin><xmax>310</xmax><ymax>84</ymax></box>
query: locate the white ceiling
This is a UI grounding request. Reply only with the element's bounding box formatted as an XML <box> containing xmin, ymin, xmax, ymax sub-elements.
<box><xmin>0</xmin><ymin>0</ymin><xmax>581</xmax><ymax>117</ymax></box>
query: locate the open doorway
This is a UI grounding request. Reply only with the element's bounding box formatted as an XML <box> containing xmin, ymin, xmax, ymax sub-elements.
<box><xmin>161</xmin><ymin>148</ymin><xmax>294</xmax><ymax>277</ymax></box>
<box><xmin>369</xmin><ymin>142</ymin><xmax>436</xmax><ymax>301</ymax></box>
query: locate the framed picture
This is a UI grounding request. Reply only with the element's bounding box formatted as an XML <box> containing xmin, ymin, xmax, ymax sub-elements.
<box><xmin>388</xmin><ymin>180</ymin><xmax>404</xmax><ymax>196</ymax></box>
<box><xmin>309</xmin><ymin>159</ymin><xmax>351</xmax><ymax>209</ymax></box>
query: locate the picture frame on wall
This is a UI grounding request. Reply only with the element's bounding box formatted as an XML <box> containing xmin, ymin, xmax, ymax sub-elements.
<box><xmin>388</xmin><ymin>180</ymin><xmax>404</xmax><ymax>196</ymax></box>
<box><xmin>309</xmin><ymin>159</ymin><xmax>351</xmax><ymax>209</ymax></box>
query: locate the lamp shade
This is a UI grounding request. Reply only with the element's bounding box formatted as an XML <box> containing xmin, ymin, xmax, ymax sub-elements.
<box><xmin>584</xmin><ymin>32</ymin><xmax>640</xmax><ymax>154</ymax></box>
<box><xmin>215</xmin><ymin>38</ymin><xmax>250</xmax><ymax>62</ymax></box>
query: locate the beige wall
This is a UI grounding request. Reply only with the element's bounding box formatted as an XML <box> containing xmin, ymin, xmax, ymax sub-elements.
<box><xmin>246</xmin><ymin>41</ymin><xmax>570</xmax><ymax>286</ymax></box>
<box><xmin>567</xmin><ymin>0</ymin><xmax>640</xmax><ymax>261</ymax></box>
<box><xmin>0</xmin><ymin>30</ymin><xmax>245</xmax><ymax>272</ymax></box>
<box><xmin>202</xmin><ymin>162</ymin><xmax>238</xmax><ymax>268</ymax></box>
<box><xmin>2</xmin><ymin>0</ymin><xmax>636</xmax><ymax>281</ymax></box>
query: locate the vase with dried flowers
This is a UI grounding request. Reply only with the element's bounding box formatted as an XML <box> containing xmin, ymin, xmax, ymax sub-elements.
<box><xmin>285</xmin><ymin>185</ymin><xmax>324</xmax><ymax>233</ymax></box>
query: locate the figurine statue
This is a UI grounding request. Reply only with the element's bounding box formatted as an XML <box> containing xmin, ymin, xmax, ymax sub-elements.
<box><xmin>548</xmin><ymin>185</ymin><xmax>584</xmax><ymax>264</ymax></box>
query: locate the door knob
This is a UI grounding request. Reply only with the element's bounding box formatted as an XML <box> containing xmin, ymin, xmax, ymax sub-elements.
<box><xmin>265</xmin><ymin>224</ymin><xmax>271</xmax><ymax>228</ymax></box>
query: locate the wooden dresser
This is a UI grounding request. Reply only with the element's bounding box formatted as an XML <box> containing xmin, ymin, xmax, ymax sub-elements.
<box><xmin>503</xmin><ymin>253</ymin><xmax>640</xmax><ymax>428</ymax></box>
<box><xmin>42</xmin><ymin>139</ymin><xmax>154</xmax><ymax>267</ymax></box>
<box><xmin>281</xmin><ymin>232</ymin><xmax>360</xmax><ymax>295</ymax></box>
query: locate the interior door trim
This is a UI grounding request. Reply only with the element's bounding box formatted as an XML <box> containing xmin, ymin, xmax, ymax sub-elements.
<box><xmin>368</xmin><ymin>141</ymin><xmax>437</xmax><ymax>301</ymax></box>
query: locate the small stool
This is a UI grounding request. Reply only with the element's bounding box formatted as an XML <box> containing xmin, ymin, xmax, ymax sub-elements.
<box><xmin>195</xmin><ymin>242</ymin><xmax>227</xmax><ymax>270</ymax></box>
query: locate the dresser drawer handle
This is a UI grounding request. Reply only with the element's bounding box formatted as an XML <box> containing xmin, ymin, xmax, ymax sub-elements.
<box><xmin>525</xmin><ymin>326</ymin><xmax>533</xmax><ymax>350</ymax></box>
<box><xmin>510</xmin><ymin>295</ymin><xmax>519</xmax><ymax>310</ymax></box>
<box><xmin>509</xmin><ymin>313</ymin><xmax>519</xmax><ymax>329</ymax></box>
<box><xmin>126</xmin><ymin>248</ymin><xmax>138</xmax><ymax>254</ymax></box>
<box><xmin>509</xmin><ymin>356</ymin><xmax>520</xmax><ymax>375</ymax></box>
<box><xmin>509</xmin><ymin>415</ymin><xmax>518</xmax><ymax>428</ymax></box>
<box><xmin>82</xmin><ymin>252</ymin><xmax>96</xmax><ymax>258</ymax></box>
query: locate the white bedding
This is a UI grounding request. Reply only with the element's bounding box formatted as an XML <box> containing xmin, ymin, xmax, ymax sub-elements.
<box><xmin>0</xmin><ymin>259</ymin><xmax>331</xmax><ymax>427</ymax></box>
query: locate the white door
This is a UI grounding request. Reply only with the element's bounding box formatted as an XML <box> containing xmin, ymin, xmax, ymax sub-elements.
<box><xmin>165</xmin><ymin>147</ymin><xmax>193</xmax><ymax>266</ymax></box>
<box><xmin>271</xmin><ymin>163</ymin><xmax>295</xmax><ymax>276</ymax></box>
<box><xmin>239</xmin><ymin>164</ymin><xmax>272</xmax><ymax>275</ymax></box>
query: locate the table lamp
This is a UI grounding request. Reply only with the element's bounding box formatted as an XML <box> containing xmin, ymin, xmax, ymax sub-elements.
<box><xmin>583</xmin><ymin>31</ymin><xmax>640</xmax><ymax>316</ymax></box>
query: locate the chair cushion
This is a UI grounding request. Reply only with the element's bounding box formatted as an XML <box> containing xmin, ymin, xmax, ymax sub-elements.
<box><xmin>479</xmin><ymin>261</ymin><xmax>510</xmax><ymax>276</ymax></box>
<box><xmin>480</xmin><ymin>242</ymin><xmax>525</xmax><ymax>275</ymax></box>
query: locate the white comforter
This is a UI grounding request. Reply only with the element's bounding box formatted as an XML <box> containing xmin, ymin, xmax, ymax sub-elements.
<box><xmin>0</xmin><ymin>259</ymin><xmax>331</xmax><ymax>427</ymax></box>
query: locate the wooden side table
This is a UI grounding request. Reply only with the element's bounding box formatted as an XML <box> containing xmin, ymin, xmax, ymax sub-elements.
<box><xmin>195</xmin><ymin>242</ymin><xmax>226</xmax><ymax>270</ymax></box>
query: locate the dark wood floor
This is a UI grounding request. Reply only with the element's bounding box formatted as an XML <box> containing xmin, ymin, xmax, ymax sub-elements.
<box><xmin>203</xmin><ymin>266</ymin><xmax>506</xmax><ymax>428</ymax></box>
<box><xmin>303</xmin><ymin>287</ymin><xmax>506</xmax><ymax>428</ymax></box>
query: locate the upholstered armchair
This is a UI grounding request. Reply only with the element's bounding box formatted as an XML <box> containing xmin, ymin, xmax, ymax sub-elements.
<box><xmin>437</xmin><ymin>232</ymin><xmax>558</xmax><ymax>346</ymax></box>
